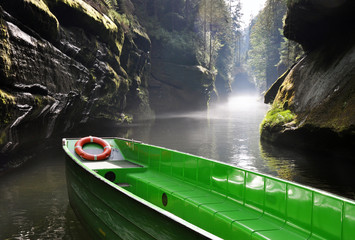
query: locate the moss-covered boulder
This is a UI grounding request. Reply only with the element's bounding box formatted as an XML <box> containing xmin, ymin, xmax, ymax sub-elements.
<box><xmin>261</xmin><ymin>33</ymin><xmax>355</xmax><ymax>149</ymax></box>
<box><xmin>261</xmin><ymin>0</ymin><xmax>355</xmax><ymax>151</ymax></box>
<box><xmin>46</xmin><ymin>0</ymin><xmax>123</xmax><ymax>54</ymax></box>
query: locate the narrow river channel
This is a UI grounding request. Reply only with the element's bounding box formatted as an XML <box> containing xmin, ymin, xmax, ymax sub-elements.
<box><xmin>1</xmin><ymin>95</ymin><xmax>354</xmax><ymax>239</ymax></box>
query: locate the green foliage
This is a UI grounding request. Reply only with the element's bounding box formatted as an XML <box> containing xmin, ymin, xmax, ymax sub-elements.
<box><xmin>277</xmin><ymin>28</ymin><xmax>304</xmax><ymax>69</ymax></box>
<box><xmin>247</xmin><ymin>19</ymin><xmax>268</xmax><ymax>91</ymax></box>
<box><xmin>0</xmin><ymin>19</ymin><xmax>11</xmax><ymax>81</ymax></box>
<box><xmin>215</xmin><ymin>42</ymin><xmax>233</xmax><ymax>97</ymax></box>
<box><xmin>196</xmin><ymin>0</ymin><xmax>233</xmax><ymax>69</ymax></box>
<box><xmin>131</xmin><ymin>0</ymin><xmax>243</xmax><ymax>98</ymax></box>
<box><xmin>2</xmin><ymin>0</ymin><xmax>59</xmax><ymax>41</ymax></box>
<box><xmin>196</xmin><ymin>0</ymin><xmax>240</xmax><ymax>98</ymax></box>
<box><xmin>54</xmin><ymin>0</ymin><xmax>118</xmax><ymax>32</ymax></box>
<box><xmin>231</xmin><ymin>0</ymin><xmax>243</xmax><ymax>65</ymax></box>
<box><xmin>247</xmin><ymin>0</ymin><xmax>287</xmax><ymax>91</ymax></box>
<box><xmin>0</xmin><ymin>89</ymin><xmax>15</xmax><ymax>127</ymax></box>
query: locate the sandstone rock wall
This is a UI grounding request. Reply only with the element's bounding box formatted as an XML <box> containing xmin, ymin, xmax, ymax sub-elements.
<box><xmin>0</xmin><ymin>0</ymin><xmax>152</xmax><ymax>161</ymax></box>
<box><xmin>261</xmin><ymin>0</ymin><xmax>355</xmax><ymax>150</ymax></box>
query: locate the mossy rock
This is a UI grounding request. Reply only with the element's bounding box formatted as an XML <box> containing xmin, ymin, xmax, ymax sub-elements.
<box><xmin>1</xmin><ymin>0</ymin><xmax>59</xmax><ymax>42</ymax></box>
<box><xmin>132</xmin><ymin>27</ymin><xmax>151</xmax><ymax>53</ymax></box>
<box><xmin>46</xmin><ymin>0</ymin><xmax>121</xmax><ymax>54</ymax></box>
<box><xmin>0</xmin><ymin>89</ymin><xmax>16</xmax><ymax>127</ymax></box>
<box><xmin>0</xmin><ymin>17</ymin><xmax>11</xmax><ymax>81</ymax></box>
<box><xmin>260</xmin><ymin>104</ymin><xmax>296</xmax><ymax>136</ymax></box>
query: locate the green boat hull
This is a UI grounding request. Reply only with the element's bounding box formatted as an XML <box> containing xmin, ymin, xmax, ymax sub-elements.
<box><xmin>63</xmin><ymin>137</ymin><xmax>355</xmax><ymax>239</ymax></box>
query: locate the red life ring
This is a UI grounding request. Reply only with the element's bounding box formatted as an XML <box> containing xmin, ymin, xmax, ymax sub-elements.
<box><xmin>74</xmin><ymin>136</ymin><xmax>111</xmax><ymax>160</ymax></box>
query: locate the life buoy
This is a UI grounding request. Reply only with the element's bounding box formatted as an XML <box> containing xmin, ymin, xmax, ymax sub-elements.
<box><xmin>74</xmin><ymin>136</ymin><xmax>111</xmax><ymax>160</ymax></box>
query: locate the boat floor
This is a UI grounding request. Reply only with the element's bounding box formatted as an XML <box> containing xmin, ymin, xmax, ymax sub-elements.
<box><xmin>83</xmin><ymin>160</ymin><xmax>142</xmax><ymax>170</ymax></box>
<box><xmin>73</xmin><ymin>146</ymin><xmax>144</xmax><ymax>170</ymax></box>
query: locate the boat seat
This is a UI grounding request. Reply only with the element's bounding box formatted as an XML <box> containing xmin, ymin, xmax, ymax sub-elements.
<box><xmin>114</xmin><ymin>141</ymin><xmax>355</xmax><ymax>240</ymax></box>
<box><xmin>125</xmin><ymin>171</ymin><xmax>294</xmax><ymax>240</ymax></box>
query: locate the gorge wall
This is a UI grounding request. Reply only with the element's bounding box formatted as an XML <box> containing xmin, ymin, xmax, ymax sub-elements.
<box><xmin>0</xmin><ymin>0</ymin><xmax>215</xmax><ymax>169</ymax></box>
<box><xmin>131</xmin><ymin>0</ymin><xmax>214</xmax><ymax>114</ymax></box>
<box><xmin>0</xmin><ymin>0</ymin><xmax>154</xmax><ymax>166</ymax></box>
<box><xmin>261</xmin><ymin>0</ymin><xmax>355</xmax><ymax>151</ymax></box>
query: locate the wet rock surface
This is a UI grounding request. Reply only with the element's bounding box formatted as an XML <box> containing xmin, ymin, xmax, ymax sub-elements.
<box><xmin>0</xmin><ymin>1</ymin><xmax>152</xmax><ymax>169</ymax></box>
<box><xmin>261</xmin><ymin>0</ymin><xmax>355</xmax><ymax>151</ymax></box>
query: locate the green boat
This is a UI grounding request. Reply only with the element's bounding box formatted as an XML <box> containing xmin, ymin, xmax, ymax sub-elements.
<box><xmin>63</xmin><ymin>136</ymin><xmax>355</xmax><ymax>239</ymax></box>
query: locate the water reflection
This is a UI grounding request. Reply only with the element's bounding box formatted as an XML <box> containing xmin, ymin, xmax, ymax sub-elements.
<box><xmin>1</xmin><ymin>94</ymin><xmax>354</xmax><ymax>239</ymax></box>
<box><xmin>127</xmin><ymin>94</ymin><xmax>270</xmax><ymax>173</ymax></box>
<box><xmin>0</xmin><ymin>148</ymin><xmax>91</xmax><ymax>240</ymax></box>
<box><xmin>261</xmin><ymin>140</ymin><xmax>355</xmax><ymax>199</ymax></box>
<box><xmin>126</xmin><ymin>95</ymin><xmax>354</xmax><ymax>199</ymax></box>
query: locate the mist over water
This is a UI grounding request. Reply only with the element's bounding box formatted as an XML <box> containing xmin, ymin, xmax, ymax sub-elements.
<box><xmin>1</xmin><ymin>94</ymin><xmax>354</xmax><ymax>239</ymax></box>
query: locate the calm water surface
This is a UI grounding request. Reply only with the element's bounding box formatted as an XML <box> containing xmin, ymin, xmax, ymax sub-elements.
<box><xmin>1</xmin><ymin>95</ymin><xmax>354</xmax><ymax>239</ymax></box>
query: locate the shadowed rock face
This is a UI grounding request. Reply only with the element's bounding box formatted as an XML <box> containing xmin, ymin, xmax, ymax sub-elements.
<box><xmin>0</xmin><ymin>0</ymin><xmax>153</xmax><ymax>164</ymax></box>
<box><xmin>129</xmin><ymin>0</ymin><xmax>215</xmax><ymax>114</ymax></box>
<box><xmin>283</xmin><ymin>0</ymin><xmax>355</xmax><ymax>52</ymax></box>
<box><xmin>149</xmin><ymin>59</ymin><xmax>213</xmax><ymax>114</ymax></box>
<box><xmin>0</xmin><ymin>0</ymin><xmax>215</xmax><ymax>168</ymax></box>
<box><xmin>261</xmin><ymin>0</ymin><xmax>355</xmax><ymax>151</ymax></box>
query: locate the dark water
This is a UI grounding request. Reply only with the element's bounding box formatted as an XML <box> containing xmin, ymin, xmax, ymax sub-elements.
<box><xmin>1</xmin><ymin>95</ymin><xmax>354</xmax><ymax>239</ymax></box>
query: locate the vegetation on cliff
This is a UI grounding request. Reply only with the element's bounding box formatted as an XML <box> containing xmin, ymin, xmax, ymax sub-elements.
<box><xmin>261</xmin><ymin>103</ymin><xmax>295</xmax><ymax>131</ymax></box>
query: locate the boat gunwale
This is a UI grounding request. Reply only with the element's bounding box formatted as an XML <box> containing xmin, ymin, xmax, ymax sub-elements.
<box><xmin>113</xmin><ymin>137</ymin><xmax>355</xmax><ymax>204</ymax></box>
<box><xmin>63</xmin><ymin>137</ymin><xmax>223</xmax><ymax>240</ymax></box>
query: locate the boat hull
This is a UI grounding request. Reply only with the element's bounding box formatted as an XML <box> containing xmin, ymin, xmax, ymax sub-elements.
<box><xmin>65</xmin><ymin>155</ymin><xmax>213</xmax><ymax>240</ymax></box>
<box><xmin>64</xmin><ymin>137</ymin><xmax>355</xmax><ymax>240</ymax></box>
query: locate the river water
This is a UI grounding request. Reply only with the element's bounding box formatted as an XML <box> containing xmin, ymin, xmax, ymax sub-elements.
<box><xmin>1</xmin><ymin>95</ymin><xmax>354</xmax><ymax>239</ymax></box>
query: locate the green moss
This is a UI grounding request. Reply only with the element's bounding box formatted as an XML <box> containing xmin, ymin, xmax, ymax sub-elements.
<box><xmin>57</xmin><ymin>0</ymin><xmax>117</xmax><ymax>32</ymax></box>
<box><xmin>108</xmin><ymin>10</ymin><xmax>130</xmax><ymax>30</ymax></box>
<box><xmin>0</xmin><ymin>89</ymin><xmax>15</xmax><ymax>104</ymax></box>
<box><xmin>27</xmin><ymin>0</ymin><xmax>58</xmax><ymax>24</ymax></box>
<box><xmin>0</xmin><ymin>129</ymin><xmax>7</xmax><ymax>145</ymax></box>
<box><xmin>2</xmin><ymin>0</ymin><xmax>59</xmax><ymax>41</ymax></box>
<box><xmin>47</xmin><ymin>0</ymin><xmax>122</xmax><ymax>54</ymax></box>
<box><xmin>0</xmin><ymin>19</ymin><xmax>11</xmax><ymax>80</ymax></box>
<box><xmin>261</xmin><ymin>104</ymin><xmax>296</xmax><ymax>131</ymax></box>
<box><xmin>47</xmin><ymin>0</ymin><xmax>117</xmax><ymax>37</ymax></box>
<box><xmin>0</xmin><ymin>89</ymin><xmax>16</xmax><ymax>126</ymax></box>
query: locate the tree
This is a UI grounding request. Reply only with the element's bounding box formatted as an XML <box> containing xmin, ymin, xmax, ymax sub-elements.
<box><xmin>231</xmin><ymin>0</ymin><xmax>243</xmax><ymax>65</ymax></box>
<box><xmin>247</xmin><ymin>0</ymin><xmax>288</xmax><ymax>92</ymax></box>
<box><xmin>197</xmin><ymin>0</ymin><xmax>231</xmax><ymax>70</ymax></box>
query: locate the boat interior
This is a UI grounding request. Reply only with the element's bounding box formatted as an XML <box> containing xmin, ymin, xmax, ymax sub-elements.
<box><xmin>66</xmin><ymin>138</ymin><xmax>355</xmax><ymax>240</ymax></box>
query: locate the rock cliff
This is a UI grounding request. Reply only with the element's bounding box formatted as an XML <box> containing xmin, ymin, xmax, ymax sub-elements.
<box><xmin>261</xmin><ymin>0</ymin><xmax>355</xmax><ymax>151</ymax></box>
<box><xmin>131</xmin><ymin>0</ymin><xmax>215</xmax><ymax>114</ymax></box>
<box><xmin>0</xmin><ymin>0</ymin><xmax>215</xmax><ymax>169</ymax></box>
<box><xmin>0</xmin><ymin>0</ymin><xmax>152</xmax><ymax>165</ymax></box>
